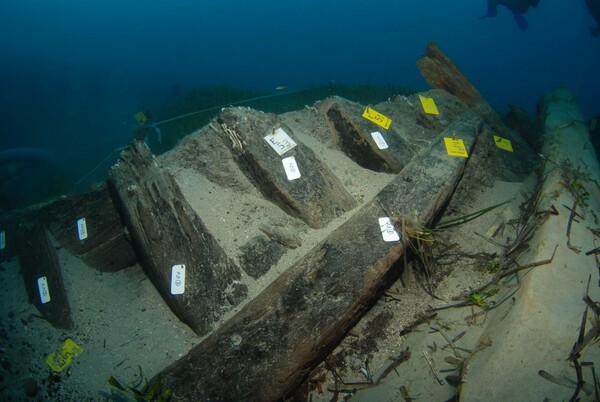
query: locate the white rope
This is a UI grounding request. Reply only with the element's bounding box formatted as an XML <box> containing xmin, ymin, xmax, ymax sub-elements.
<box><xmin>152</xmin><ymin>87</ymin><xmax>316</xmax><ymax>126</ymax></box>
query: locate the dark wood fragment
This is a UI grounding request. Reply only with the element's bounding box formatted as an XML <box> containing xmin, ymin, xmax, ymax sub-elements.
<box><xmin>32</xmin><ymin>185</ymin><xmax>137</xmax><ymax>272</ymax></box>
<box><xmin>217</xmin><ymin>107</ymin><xmax>357</xmax><ymax>229</ymax></box>
<box><xmin>0</xmin><ymin>185</ymin><xmax>137</xmax><ymax>272</ymax></box>
<box><xmin>108</xmin><ymin>141</ymin><xmax>245</xmax><ymax>336</ymax></box>
<box><xmin>417</xmin><ymin>42</ymin><xmax>506</xmax><ymax>135</ymax></box>
<box><xmin>239</xmin><ymin>235</ymin><xmax>285</xmax><ymax>279</ymax></box>
<box><xmin>505</xmin><ymin>104</ymin><xmax>541</xmax><ymax>147</ymax></box>
<box><xmin>18</xmin><ymin>224</ymin><xmax>73</xmax><ymax>330</ymax></box>
<box><xmin>323</xmin><ymin>97</ymin><xmax>415</xmax><ymax>173</ymax></box>
<box><xmin>156</xmin><ymin>111</ymin><xmax>483</xmax><ymax>402</ymax></box>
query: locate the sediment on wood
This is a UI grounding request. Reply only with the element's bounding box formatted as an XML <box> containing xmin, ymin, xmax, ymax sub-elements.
<box><xmin>217</xmin><ymin>107</ymin><xmax>358</xmax><ymax>229</ymax></box>
<box><xmin>108</xmin><ymin>141</ymin><xmax>245</xmax><ymax>336</ymax></box>
<box><xmin>322</xmin><ymin>97</ymin><xmax>415</xmax><ymax>173</ymax></box>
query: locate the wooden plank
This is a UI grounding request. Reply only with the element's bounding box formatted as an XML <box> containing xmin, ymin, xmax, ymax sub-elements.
<box><xmin>156</xmin><ymin>111</ymin><xmax>483</xmax><ymax>401</ymax></box>
<box><xmin>323</xmin><ymin>97</ymin><xmax>416</xmax><ymax>173</ymax></box>
<box><xmin>217</xmin><ymin>107</ymin><xmax>358</xmax><ymax>229</ymax></box>
<box><xmin>108</xmin><ymin>141</ymin><xmax>246</xmax><ymax>336</ymax></box>
<box><xmin>33</xmin><ymin>185</ymin><xmax>137</xmax><ymax>272</ymax></box>
<box><xmin>416</xmin><ymin>42</ymin><xmax>506</xmax><ymax>135</ymax></box>
<box><xmin>0</xmin><ymin>185</ymin><xmax>137</xmax><ymax>272</ymax></box>
<box><xmin>18</xmin><ymin>224</ymin><xmax>74</xmax><ymax>330</ymax></box>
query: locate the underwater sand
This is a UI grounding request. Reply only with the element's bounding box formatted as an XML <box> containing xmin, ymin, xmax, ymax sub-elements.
<box><xmin>1</xmin><ymin>93</ymin><xmax>599</xmax><ymax>401</ymax></box>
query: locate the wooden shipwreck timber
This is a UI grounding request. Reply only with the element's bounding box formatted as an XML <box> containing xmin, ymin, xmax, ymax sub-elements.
<box><xmin>1</xmin><ymin>43</ymin><xmax>598</xmax><ymax>401</ymax></box>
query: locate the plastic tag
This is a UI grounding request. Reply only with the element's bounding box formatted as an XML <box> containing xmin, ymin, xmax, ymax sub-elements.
<box><xmin>371</xmin><ymin>131</ymin><xmax>389</xmax><ymax>150</ymax></box>
<box><xmin>282</xmin><ymin>156</ymin><xmax>301</xmax><ymax>181</ymax></box>
<box><xmin>493</xmin><ymin>135</ymin><xmax>513</xmax><ymax>152</ymax></box>
<box><xmin>0</xmin><ymin>230</ymin><xmax>5</xmax><ymax>250</ymax></box>
<box><xmin>37</xmin><ymin>276</ymin><xmax>51</xmax><ymax>304</ymax></box>
<box><xmin>45</xmin><ymin>338</ymin><xmax>84</xmax><ymax>373</ymax></box>
<box><xmin>444</xmin><ymin>137</ymin><xmax>469</xmax><ymax>158</ymax></box>
<box><xmin>379</xmin><ymin>217</ymin><xmax>400</xmax><ymax>242</ymax></box>
<box><xmin>264</xmin><ymin>128</ymin><xmax>297</xmax><ymax>156</ymax></box>
<box><xmin>419</xmin><ymin>95</ymin><xmax>439</xmax><ymax>115</ymax></box>
<box><xmin>171</xmin><ymin>264</ymin><xmax>186</xmax><ymax>295</ymax></box>
<box><xmin>77</xmin><ymin>218</ymin><xmax>88</xmax><ymax>241</ymax></box>
<box><xmin>362</xmin><ymin>107</ymin><xmax>392</xmax><ymax>130</ymax></box>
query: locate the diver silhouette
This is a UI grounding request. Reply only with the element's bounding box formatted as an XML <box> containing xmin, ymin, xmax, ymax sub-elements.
<box><xmin>481</xmin><ymin>0</ymin><xmax>541</xmax><ymax>31</ymax></box>
<box><xmin>586</xmin><ymin>0</ymin><xmax>600</xmax><ymax>37</ymax></box>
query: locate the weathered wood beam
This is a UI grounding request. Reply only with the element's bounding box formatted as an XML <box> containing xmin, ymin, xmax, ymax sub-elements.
<box><xmin>417</xmin><ymin>42</ymin><xmax>506</xmax><ymax>135</ymax></box>
<box><xmin>18</xmin><ymin>224</ymin><xmax>73</xmax><ymax>330</ymax></box>
<box><xmin>1</xmin><ymin>185</ymin><xmax>137</xmax><ymax>273</ymax></box>
<box><xmin>33</xmin><ymin>184</ymin><xmax>137</xmax><ymax>272</ymax></box>
<box><xmin>108</xmin><ymin>141</ymin><xmax>246</xmax><ymax>336</ymax></box>
<box><xmin>156</xmin><ymin>111</ymin><xmax>483</xmax><ymax>401</ymax></box>
<box><xmin>323</xmin><ymin>97</ymin><xmax>415</xmax><ymax>173</ymax></box>
<box><xmin>217</xmin><ymin>107</ymin><xmax>357</xmax><ymax>229</ymax></box>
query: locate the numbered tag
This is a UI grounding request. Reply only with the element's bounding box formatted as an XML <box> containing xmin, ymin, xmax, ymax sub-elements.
<box><xmin>0</xmin><ymin>230</ymin><xmax>5</xmax><ymax>250</ymax></box>
<box><xmin>45</xmin><ymin>338</ymin><xmax>84</xmax><ymax>373</ymax></box>
<box><xmin>371</xmin><ymin>131</ymin><xmax>389</xmax><ymax>150</ymax></box>
<box><xmin>444</xmin><ymin>137</ymin><xmax>469</xmax><ymax>158</ymax></box>
<box><xmin>264</xmin><ymin>128</ymin><xmax>297</xmax><ymax>156</ymax></box>
<box><xmin>494</xmin><ymin>135</ymin><xmax>513</xmax><ymax>152</ymax></box>
<box><xmin>419</xmin><ymin>95</ymin><xmax>439</xmax><ymax>115</ymax></box>
<box><xmin>37</xmin><ymin>276</ymin><xmax>51</xmax><ymax>304</ymax></box>
<box><xmin>362</xmin><ymin>107</ymin><xmax>392</xmax><ymax>130</ymax></box>
<box><xmin>76</xmin><ymin>218</ymin><xmax>88</xmax><ymax>240</ymax></box>
<box><xmin>171</xmin><ymin>264</ymin><xmax>186</xmax><ymax>295</ymax></box>
<box><xmin>282</xmin><ymin>156</ymin><xmax>301</xmax><ymax>181</ymax></box>
<box><xmin>379</xmin><ymin>217</ymin><xmax>400</xmax><ymax>242</ymax></box>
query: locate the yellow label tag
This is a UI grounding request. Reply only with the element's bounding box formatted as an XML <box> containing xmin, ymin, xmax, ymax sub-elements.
<box><xmin>591</xmin><ymin>117</ymin><xmax>598</xmax><ymax>131</ymax></box>
<box><xmin>45</xmin><ymin>339</ymin><xmax>84</xmax><ymax>373</ymax></box>
<box><xmin>419</xmin><ymin>95</ymin><xmax>439</xmax><ymax>115</ymax></box>
<box><xmin>443</xmin><ymin>137</ymin><xmax>468</xmax><ymax>158</ymax></box>
<box><xmin>362</xmin><ymin>107</ymin><xmax>392</xmax><ymax>130</ymax></box>
<box><xmin>493</xmin><ymin>135</ymin><xmax>513</xmax><ymax>152</ymax></box>
<box><xmin>134</xmin><ymin>111</ymin><xmax>148</xmax><ymax>126</ymax></box>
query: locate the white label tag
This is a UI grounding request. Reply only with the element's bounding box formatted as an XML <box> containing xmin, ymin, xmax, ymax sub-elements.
<box><xmin>371</xmin><ymin>131</ymin><xmax>389</xmax><ymax>150</ymax></box>
<box><xmin>171</xmin><ymin>264</ymin><xmax>186</xmax><ymax>295</ymax></box>
<box><xmin>77</xmin><ymin>218</ymin><xmax>88</xmax><ymax>240</ymax></box>
<box><xmin>264</xmin><ymin>128</ymin><xmax>297</xmax><ymax>156</ymax></box>
<box><xmin>0</xmin><ymin>230</ymin><xmax>5</xmax><ymax>250</ymax></box>
<box><xmin>37</xmin><ymin>276</ymin><xmax>51</xmax><ymax>304</ymax></box>
<box><xmin>379</xmin><ymin>217</ymin><xmax>400</xmax><ymax>242</ymax></box>
<box><xmin>282</xmin><ymin>156</ymin><xmax>301</xmax><ymax>181</ymax></box>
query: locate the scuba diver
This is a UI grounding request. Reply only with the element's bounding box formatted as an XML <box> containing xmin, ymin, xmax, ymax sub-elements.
<box><xmin>586</xmin><ymin>0</ymin><xmax>600</xmax><ymax>37</ymax></box>
<box><xmin>481</xmin><ymin>0</ymin><xmax>541</xmax><ymax>31</ymax></box>
<box><xmin>133</xmin><ymin>110</ymin><xmax>162</xmax><ymax>152</ymax></box>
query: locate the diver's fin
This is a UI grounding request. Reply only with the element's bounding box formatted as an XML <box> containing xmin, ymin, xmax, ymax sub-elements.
<box><xmin>480</xmin><ymin>6</ymin><xmax>497</xmax><ymax>19</ymax></box>
<box><xmin>512</xmin><ymin>11</ymin><xmax>528</xmax><ymax>31</ymax></box>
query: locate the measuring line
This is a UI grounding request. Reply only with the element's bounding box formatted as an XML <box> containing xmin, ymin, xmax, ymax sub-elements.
<box><xmin>153</xmin><ymin>85</ymin><xmax>325</xmax><ymax>126</ymax></box>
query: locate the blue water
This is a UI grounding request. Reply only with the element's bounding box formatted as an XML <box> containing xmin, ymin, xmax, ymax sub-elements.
<box><xmin>1</xmin><ymin>0</ymin><xmax>599</xmax><ymax>208</ymax></box>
